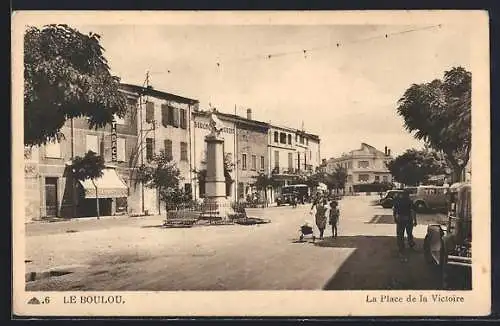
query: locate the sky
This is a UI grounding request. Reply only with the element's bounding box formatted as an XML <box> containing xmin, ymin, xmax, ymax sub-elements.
<box><xmin>73</xmin><ymin>23</ymin><xmax>471</xmax><ymax>159</ymax></box>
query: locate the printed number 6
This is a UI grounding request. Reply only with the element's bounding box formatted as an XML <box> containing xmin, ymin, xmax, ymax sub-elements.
<box><xmin>44</xmin><ymin>297</ymin><xmax>50</xmax><ymax>304</ymax></box>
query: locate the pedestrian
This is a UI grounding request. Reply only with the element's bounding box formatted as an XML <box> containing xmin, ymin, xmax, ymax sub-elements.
<box><xmin>311</xmin><ymin>198</ymin><xmax>328</xmax><ymax>240</ymax></box>
<box><xmin>311</xmin><ymin>192</ymin><xmax>322</xmax><ymax>210</ymax></box>
<box><xmin>393</xmin><ymin>189</ymin><xmax>417</xmax><ymax>260</ymax></box>
<box><xmin>329</xmin><ymin>200</ymin><xmax>340</xmax><ymax>238</ymax></box>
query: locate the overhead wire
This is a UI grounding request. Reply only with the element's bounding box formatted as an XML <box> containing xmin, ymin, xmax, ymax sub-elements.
<box><xmin>146</xmin><ymin>24</ymin><xmax>442</xmax><ymax>76</ymax></box>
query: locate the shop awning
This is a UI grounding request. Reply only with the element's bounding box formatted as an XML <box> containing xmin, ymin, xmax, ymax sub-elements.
<box><xmin>79</xmin><ymin>168</ymin><xmax>128</xmax><ymax>199</ymax></box>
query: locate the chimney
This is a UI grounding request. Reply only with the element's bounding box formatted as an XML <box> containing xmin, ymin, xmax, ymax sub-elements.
<box><xmin>387</xmin><ymin>149</ymin><xmax>391</xmax><ymax>156</ymax></box>
<box><xmin>246</xmin><ymin>108</ymin><xmax>252</xmax><ymax>120</ymax></box>
<box><xmin>384</xmin><ymin>146</ymin><xmax>387</xmax><ymax>155</ymax></box>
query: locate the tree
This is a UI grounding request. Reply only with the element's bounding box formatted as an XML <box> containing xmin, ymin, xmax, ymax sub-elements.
<box><xmin>223</xmin><ymin>153</ymin><xmax>235</xmax><ymax>197</ymax></box>
<box><xmin>24</xmin><ymin>24</ymin><xmax>127</xmax><ymax>146</ymax></box>
<box><xmin>386</xmin><ymin>148</ymin><xmax>448</xmax><ymax>186</ymax></box>
<box><xmin>137</xmin><ymin>151</ymin><xmax>184</xmax><ymax>210</ymax></box>
<box><xmin>396</xmin><ymin>67</ymin><xmax>471</xmax><ymax>182</ymax></box>
<box><xmin>331</xmin><ymin>165</ymin><xmax>348</xmax><ymax>194</ymax></box>
<box><xmin>71</xmin><ymin>150</ymin><xmax>105</xmax><ymax>181</ymax></box>
<box><xmin>252</xmin><ymin>173</ymin><xmax>279</xmax><ymax>206</ymax></box>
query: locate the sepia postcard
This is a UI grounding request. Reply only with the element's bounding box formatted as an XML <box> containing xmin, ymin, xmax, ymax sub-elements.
<box><xmin>12</xmin><ymin>10</ymin><xmax>490</xmax><ymax>317</ymax></box>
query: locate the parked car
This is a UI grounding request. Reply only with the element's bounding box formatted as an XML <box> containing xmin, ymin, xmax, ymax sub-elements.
<box><xmin>423</xmin><ymin>182</ymin><xmax>471</xmax><ymax>289</ymax></box>
<box><xmin>410</xmin><ymin>185</ymin><xmax>448</xmax><ymax>212</ymax></box>
<box><xmin>379</xmin><ymin>190</ymin><xmax>404</xmax><ymax>208</ymax></box>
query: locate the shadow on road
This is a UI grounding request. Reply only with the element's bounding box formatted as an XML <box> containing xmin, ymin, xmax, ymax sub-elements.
<box><xmin>365</xmin><ymin>214</ymin><xmax>448</xmax><ymax>225</ymax></box>
<box><xmin>315</xmin><ymin>236</ymin><xmax>446</xmax><ymax>290</ymax></box>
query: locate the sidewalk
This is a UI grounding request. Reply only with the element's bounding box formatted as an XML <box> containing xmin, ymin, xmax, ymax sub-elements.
<box><xmin>25</xmin><ymin>214</ymin><xmax>165</xmax><ymax>237</ymax></box>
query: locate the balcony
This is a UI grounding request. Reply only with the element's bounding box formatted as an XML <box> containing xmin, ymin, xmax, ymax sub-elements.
<box><xmin>271</xmin><ymin>167</ymin><xmax>298</xmax><ymax>175</ymax></box>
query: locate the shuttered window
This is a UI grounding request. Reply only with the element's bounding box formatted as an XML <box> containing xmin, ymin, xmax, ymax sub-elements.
<box><xmin>180</xmin><ymin>108</ymin><xmax>187</xmax><ymax>129</ymax></box>
<box><xmin>180</xmin><ymin>142</ymin><xmax>188</xmax><ymax>161</ymax></box>
<box><xmin>146</xmin><ymin>138</ymin><xmax>153</xmax><ymax>161</ymax></box>
<box><xmin>161</xmin><ymin>104</ymin><xmax>168</xmax><ymax>127</ymax></box>
<box><xmin>164</xmin><ymin>139</ymin><xmax>172</xmax><ymax>159</ymax></box>
<box><xmin>173</xmin><ymin>107</ymin><xmax>180</xmax><ymax>127</ymax></box>
<box><xmin>146</xmin><ymin>102</ymin><xmax>154</xmax><ymax>123</ymax></box>
<box><xmin>168</xmin><ymin>106</ymin><xmax>175</xmax><ymax>126</ymax></box>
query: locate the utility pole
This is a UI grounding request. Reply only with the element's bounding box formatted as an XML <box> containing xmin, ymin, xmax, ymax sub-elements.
<box><xmin>70</xmin><ymin>117</ymin><xmax>76</xmax><ymax>218</ymax></box>
<box><xmin>234</xmin><ymin>104</ymin><xmax>238</xmax><ymax>200</ymax></box>
<box><xmin>139</xmin><ymin>71</ymin><xmax>149</xmax><ymax>214</ymax></box>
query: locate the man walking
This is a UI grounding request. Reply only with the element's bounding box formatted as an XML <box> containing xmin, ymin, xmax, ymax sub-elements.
<box><xmin>393</xmin><ymin>189</ymin><xmax>417</xmax><ymax>260</ymax></box>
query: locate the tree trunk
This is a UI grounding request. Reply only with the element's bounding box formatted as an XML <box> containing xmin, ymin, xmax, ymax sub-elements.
<box><xmin>451</xmin><ymin>164</ymin><xmax>465</xmax><ymax>183</ymax></box>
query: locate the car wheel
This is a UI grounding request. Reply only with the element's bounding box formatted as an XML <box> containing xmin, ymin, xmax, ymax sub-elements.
<box><xmin>415</xmin><ymin>201</ymin><xmax>427</xmax><ymax>213</ymax></box>
<box><xmin>423</xmin><ymin>234</ymin><xmax>435</xmax><ymax>265</ymax></box>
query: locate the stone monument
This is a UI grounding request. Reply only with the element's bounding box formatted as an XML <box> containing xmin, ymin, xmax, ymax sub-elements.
<box><xmin>202</xmin><ymin>109</ymin><xmax>234</xmax><ymax>221</ymax></box>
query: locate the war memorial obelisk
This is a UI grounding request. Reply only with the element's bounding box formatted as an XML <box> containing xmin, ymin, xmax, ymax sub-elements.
<box><xmin>202</xmin><ymin>109</ymin><xmax>234</xmax><ymax>220</ymax></box>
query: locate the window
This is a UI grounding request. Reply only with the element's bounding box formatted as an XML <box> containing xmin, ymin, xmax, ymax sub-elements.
<box><xmin>146</xmin><ymin>138</ymin><xmax>153</xmax><ymax>161</ymax></box>
<box><xmin>117</xmin><ymin>138</ymin><xmax>126</xmax><ymax>162</ymax></box>
<box><xmin>347</xmin><ymin>175</ymin><xmax>353</xmax><ymax>182</ymax></box>
<box><xmin>45</xmin><ymin>140</ymin><xmax>61</xmax><ymax>158</ymax></box>
<box><xmin>287</xmin><ymin>134</ymin><xmax>292</xmax><ymax>145</ymax></box>
<box><xmin>242</xmin><ymin>153</ymin><xmax>247</xmax><ymax>170</ymax></box>
<box><xmin>280</xmin><ymin>132</ymin><xmax>287</xmax><ymax>144</ymax></box>
<box><xmin>288</xmin><ymin>152</ymin><xmax>293</xmax><ymax>170</ymax></box>
<box><xmin>146</xmin><ymin>102</ymin><xmax>155</xmax><ymax>123</ymax></box>
<box><xmin>274</xmin><ymin>151</ymin><xmax>279</xmax><ymax>169</ymax></box>
<box><xmin>296</xmin><ymin>134</ymin><xmax>298</xmax><ymax>142</ymax></box>
<box><xmin>251</xmin><ymin>155</ymin><xmax>257</xmax><ymax>170</ymax></box>
<box><xmin>164</xmin><ymin>139</ymin><xmax>172</xmax><ymax>159</ymax></box>
<box><xmin>306</xmin><ymin>138</ymin><xmax>309</xmax><ymax>145</ymax></box>
<box><xmin>180</xmin><ymin>142</ymin><xmax>188</xmax><ymax>161</ymax></box>
<box><xmin>274</xmin><ymin>131</ymin><xmax>279</xmax><ymax>143</ymax></box>
<box><xmin>114</xmin><ymin>113</ymin><xmax>125</xmax><ymax>125</ymax></box>
<box><xmin>180</xmin><ymin>108</ymin><xmax>187</xmax><ymax>129</ymax></box>
<box><xmin>161</xmin><ymin>104</ymin><xmax>168</xmax><ymax>127</ymax></box>
<box><xmin>260</xmin><ymin>156</ymin><xmax>265</xmax><ymax>171</ymax></box>
<box><xmin>358</xmin><ymin>174</ymin><xmax>370</xmax><ymax>182</ymax></box>
<box><xmin>383</xmin><ymin>175</ymin><xmax>388</xmax><ymax>183</ymax></box>
<box><xmin>348</xmin><ymin>161</ymin><xmax>353</xmax><ymax>169</ymax></box>
<box><xmin>86</xmin><ymin>135</ymin><xmax>99</xmax><ymax>154</ymax></box>
<box><xmin>358</xmin><ymin>160</ymin><xmax>369</xmax><ymax>168</ymax></box>
<box><xmin>168</xmin><ymin>106</ymin><xmax>175</xmax><ymax>126</ymax></box>
<box><xmin>173</xmin><ymin>107</ymin><xmax>180</xmax><ymax>128</ymax></box>
<box><xmin>374</xmin><ymin>175</ymin><xmax>380</xmax><ymax>182</ymax></box>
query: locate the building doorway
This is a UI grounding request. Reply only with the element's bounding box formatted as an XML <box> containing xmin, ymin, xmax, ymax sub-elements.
<box><xmin>45</xmin><ymin>177</ymin><xmax>58</xmax><ymax>217</ymax></box>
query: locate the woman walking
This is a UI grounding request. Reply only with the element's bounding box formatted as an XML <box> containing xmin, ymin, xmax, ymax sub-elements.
<box><xmin>312</xmin><ymin>198</ymin><xmax>329</xmax><ymax>240</ymax></box>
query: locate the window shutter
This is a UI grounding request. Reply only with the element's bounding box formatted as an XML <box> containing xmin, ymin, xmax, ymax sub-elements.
<box><xmin>164</xmin><ymin>139</ymin><xmax>172</xmax><ymax>159</ymax></box>
<box><xmin>161</xmin><ymin>104</ymin><xmax>168</xmax><ymax>127</ymax></box>
<box><xmin>168</xmin><ymin>106</ymin><xmax>175</xmax><ymax>126</ymax></box>
<box><xmin>173</xmin><ymin>108</ymin><xmax>180</xmax><ymax>127</ymax></box>
<box><xmin>146</xmin><ymin>102</ymin><xmax>154</xmax><ymax>123</ymax></box>
<box><xmin>180</xmin><ymin>109</ymin><xmax>187</xmax><ymax>129</ymax></box>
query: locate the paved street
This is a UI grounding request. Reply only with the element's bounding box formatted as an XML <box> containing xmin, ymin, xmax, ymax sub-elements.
<box><xmin>25</xmin><ymin>196</ymin><xmax>469</xmax><ymax>291</ymax></box>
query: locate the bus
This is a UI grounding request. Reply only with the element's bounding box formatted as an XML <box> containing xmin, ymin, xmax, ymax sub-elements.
<box><xmin>276</xmin><ymin>184</ymin><xmax>309</xmax><ymax>206</ymax></box>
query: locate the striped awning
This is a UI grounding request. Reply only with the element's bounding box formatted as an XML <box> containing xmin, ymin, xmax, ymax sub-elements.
<box><xmin>79</xmin><ymin>168</ymin><xmax>128</xmax><ymax>199</ymax></box>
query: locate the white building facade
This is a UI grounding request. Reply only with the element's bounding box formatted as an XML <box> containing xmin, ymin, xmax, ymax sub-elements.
<box><xmin>327</xmin><ymin>143</ymin><xmax>393</xmax><ymax>193</ymax></box>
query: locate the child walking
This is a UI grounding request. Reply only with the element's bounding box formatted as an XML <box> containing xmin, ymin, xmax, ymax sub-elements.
<box><xmin>329</xmin><ymin>201</ymin><xmax>340</xmax><ymax>238</ymax></box>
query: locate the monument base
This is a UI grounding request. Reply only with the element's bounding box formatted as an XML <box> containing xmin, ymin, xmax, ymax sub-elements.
<box><xmin>200</xmin><ymin>196</ymin><xmax>235</xmax><ymax>221</ymax></box>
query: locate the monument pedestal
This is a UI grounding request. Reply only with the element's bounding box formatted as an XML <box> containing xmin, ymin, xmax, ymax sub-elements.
<box><xmin>202</xmin><ymin>134</ymin><xmax>235</xmax><ymax>221</ymax></box>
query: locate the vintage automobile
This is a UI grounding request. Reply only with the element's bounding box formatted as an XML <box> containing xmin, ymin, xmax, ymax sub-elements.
<box><xmin>379</xmin><ymin>189</ymin><xmax>404</xmax><ymax>208</ymax></box>
<box><xmin>276</xmin><ymin>184</ymin><xmax>309</xmax><ymax>206</ymax></box>
<box><xmin>410</xmin><ymin>185</ymin><xmax>449</xmax><ymax>213</ymax></box>
<box><xmin>423</xmin><ymin>182</ymin><xmax>471</xmax><ymax>289</ymax></box>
